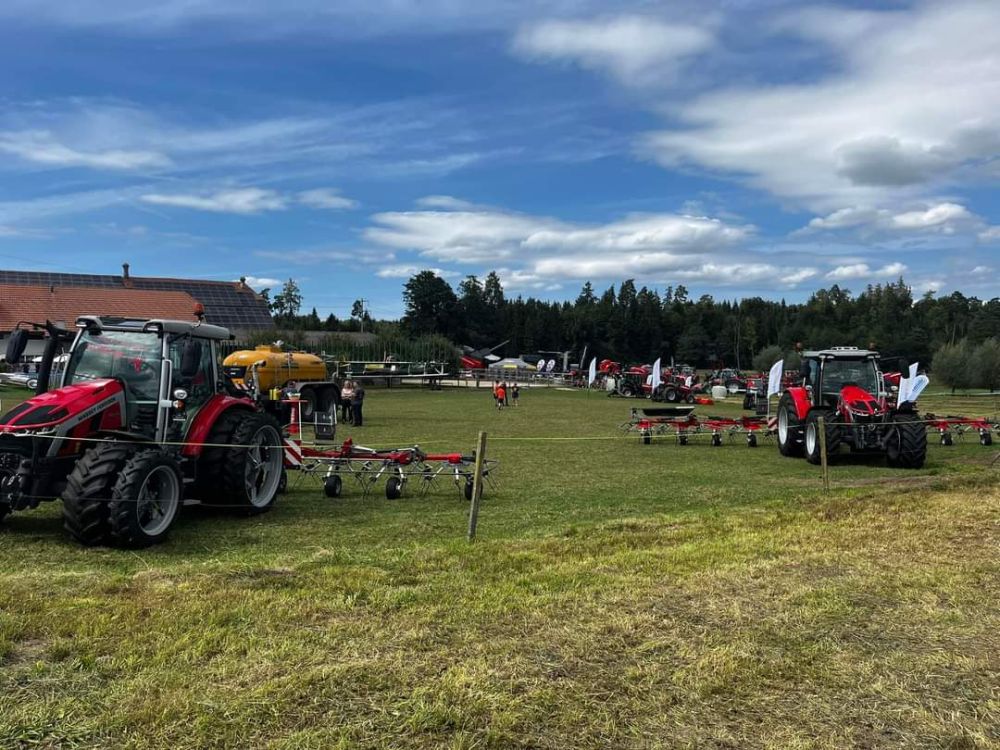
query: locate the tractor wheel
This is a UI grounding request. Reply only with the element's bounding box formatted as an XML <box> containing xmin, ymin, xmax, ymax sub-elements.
<box><xmin>981</xmin><ymin>430</ymin><xmax>994</xmax><ymax>447</ymax></box>
<box><xmin>108</xmin><ymin>451</ymin><xmax>182</xmax><ymax>548</ymax></box>
<box><xmin>62</xmin><ymin>442</ymin><xmax>135</xmax><ymax>546</ymax></box>
<box><xmin>685</xmin><ymin>394</ymin><xmax>696</xmax><ymax>404</ymax></box>
<box><xmin>664</xmin><ymin>388</ymin><xmax>678</xmax><ymax>403</ymax></box>
<box><xmin>621</xmin><ymin>385</ymin><xmax>634</xmax><ymax>398</ymax></box>
<box><xmin>0</xmin><ymin>453</ymin><xmax>20</xmax><ymax>523</ymax></box>
<box><xmin>777</xmin><ymin>394</ymin><xmax>804</xmax><ymax>457</ymax></box>
<box><xmin>885</xmin><ymin>413</ymin><xmax>927</xmax><ymax>469</ymax></box>
<box><xmin>385</xmin><ymin>476</ymin><xmax>403</xmax><ymax>500</ymax></box>
<box><xmin>324</xmin><ymin>474</ymin><xmax>342</xmax><ymax>498</ymax></box>
<box><xmin>804</xmin><ymin>410</ymin><xmax>841</xmax><ymax>465</ymax></box>
<box><xmin>220</xmin><ymin>412</ymin><xmax>284</xmax><ymax>514</ymax></box>
<box><xmin>195</xmin><ymin>408</ymin><xmax>245</xmax><ymax>497</ymax></box>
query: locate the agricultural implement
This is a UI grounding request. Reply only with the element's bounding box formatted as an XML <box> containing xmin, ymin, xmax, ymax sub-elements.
<box><xmin>923</xmin><ymin>414</ymin><xmax>996</xmax><ymax>446</ymax></box>
<box><xmin>281</xmin><ymin>400</ymin><xmax>498</xmax><ymax>501</ymax></box>
<box><xmin>623</xmin><ymin>406</ymin><xmax>769</xmax><ymax>447</ymax></box>
<box><xmin>776</xmin><ymin>347</ymin><xmax>927</xmax><ymax>468</ymax></box>
<box><xmin>0</xmin><ymin>314</ymin><xmax>284</xmax><ymax>548</ymax></box>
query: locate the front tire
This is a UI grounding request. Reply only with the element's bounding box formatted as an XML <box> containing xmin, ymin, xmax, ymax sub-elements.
<box><xmin>777</xmin><ymin>393</ymin><xmax>804</xmax><ymax>457</ymax></box>
<box><xmin>221</xmin><ymin>412</ymin><xmax>284</xmax><ymax>514</ymax></box>
<box><xmin>62</xmin><ymin>443</ymin><xmax>135</xmax><ymax>546</ymax></box>
<box><xmin>804</xmin><ymin>410</ymin><xmax>841</xmax><ymax>465</ymax></box>
<box><xmin>108</xmin><ymin>451</ymin><xmax>182</xmax><ymax>548</ymax></box>
<box><xmin>885</xmin><ymin>413</ymin><xmax>927</xmax><ymax>469</ymax></box>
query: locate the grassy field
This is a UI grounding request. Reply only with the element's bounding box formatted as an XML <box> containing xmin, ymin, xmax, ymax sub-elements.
<box><xmin>0</xmin><ymin>385</ymin><xmax>998</xmax><ymax>749</ymax></box>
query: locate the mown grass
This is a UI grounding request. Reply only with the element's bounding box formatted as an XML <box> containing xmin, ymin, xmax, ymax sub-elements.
<box><xmin>0</xmin><ymin>385</ymin><xmax>998</xmax><ymax>749</ymax></box>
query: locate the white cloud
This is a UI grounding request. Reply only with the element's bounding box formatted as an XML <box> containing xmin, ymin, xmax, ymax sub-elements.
<box><xmin>780</xmin><ymin>268</ymin><xmax>818</xmax><ymax>285</ymax></box>
<box><xmin>297</xmin><ymin>188</ymin><xmax>359</xmax><ymax>210</ymax></box>
<box><xmin>415</xmin><ymin>195</ymin><xmax>478</xmax><ymax>210</ymax></box>
<box><xmin>513</xmin><ymin>16</ymin><xmax>713</xmax><ymax>84</ymax></box>
<box><xmin>826</xmin><ymin>262</ymin><xmax>907</xmax><ymax>281</ymax></box>
<box><xmin>0</xmin><ymin>130</ymin><xmax>170</xmax><ymax>170</ymax></box>
<box><xmin>804</xmin><ymin>202</ymin><xmax>978</xmax><ymax>236</ymax></box>
<box><xmin>977</xmin><ymin>227</ymin><xmax>1000</xmax><ymax>242</ymax></box>
<box><xmin>643</xmin><ymin>1</ymin><xmax>1000</xmax><ymax>209</ymax></box>
<box><xmin>140</xmin><ymin>188</ymin><xmax>287</xmax><ymax>214</ymax></box>
<box><xmin>376</xmin><ymin>265</ymin><xmax>457</xmax><ymax>279</ymax></box>
<box><xmin>239</xmin><ymin>275</ymin><xmax>281</xmax><ymax>289</ymax></box>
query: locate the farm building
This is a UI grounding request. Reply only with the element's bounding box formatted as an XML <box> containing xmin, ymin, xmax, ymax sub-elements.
<box><xmin>0</xmin><ymin>264</ymin><xmax>273</xmax><ymax>359</ymax></box>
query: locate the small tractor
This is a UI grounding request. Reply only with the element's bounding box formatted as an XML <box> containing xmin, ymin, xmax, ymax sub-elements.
<box><xmin>0</xmin><ymin>314</ymin><xmax>285</xmax><ymax>548</ymax></box>
<box><xmin>775</xmin><ymin>347</ymin><xmax>927</xmax><ymax>468</ymax></box>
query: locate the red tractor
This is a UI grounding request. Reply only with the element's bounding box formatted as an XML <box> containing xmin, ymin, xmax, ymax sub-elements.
<box><xmin>775</xmin><ymin>347</ymin><xmax>926</xmax><ymax>468</ymax></box>
<box><xmin>0</xmin><ymin>315</ymin><xmax>285</xmax><ymax>548</ymax></box>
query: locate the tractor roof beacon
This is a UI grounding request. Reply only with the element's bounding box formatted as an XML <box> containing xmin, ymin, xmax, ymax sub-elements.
<box><xmin>775</xmin><ymin>347</ymin><xmax>927</xmax><ymax>469</ymax></box>
<box><xmin>0</xmin><ymin>314</ymin><xmax>285</xmax><ymax>547</ymax></box>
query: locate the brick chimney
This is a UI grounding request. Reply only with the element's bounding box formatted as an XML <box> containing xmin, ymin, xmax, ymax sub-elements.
<box><xmin>239</xmin><ymin>275</ymin><xmax>248</xmax><ymax>290</ymax></box>
<box><xmin>122</xmin><ymin>262</ymin><xmax>132</xmax><ymax>287</ymax></box>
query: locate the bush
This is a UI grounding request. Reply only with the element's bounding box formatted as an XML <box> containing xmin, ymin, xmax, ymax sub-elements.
<box><xmin>971</xmin><ymin>338</ymin><xmax>1000</xmax><ymax>392</ymax></box>
<box><xmin>752</xmin><ymin>345</ymin><xmax>785</xmax><ymax>373</ymax></box>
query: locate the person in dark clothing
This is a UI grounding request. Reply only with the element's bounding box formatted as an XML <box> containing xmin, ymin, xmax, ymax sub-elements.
<box><xmin>351</xmin><ymin>384</ymin><xmax>366</xmax><ymax>426</ymax></box>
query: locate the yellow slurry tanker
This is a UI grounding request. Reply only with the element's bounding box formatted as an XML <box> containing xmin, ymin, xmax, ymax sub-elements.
<box><xmin>222</xmin><ymin>344</ymin><xmax>339</xmax><ymax>419</ymax></box>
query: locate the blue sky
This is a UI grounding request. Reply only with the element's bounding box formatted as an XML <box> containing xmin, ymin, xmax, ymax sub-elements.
<box><xmin>0</xmin><ymin>0</ymin><xmax>997</xmax><ymax>319</ymax></box>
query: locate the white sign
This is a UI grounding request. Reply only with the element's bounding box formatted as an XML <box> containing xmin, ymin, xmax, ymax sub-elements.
<box><xmin>652</xmin><ymin>358</ymin><xmax>662</xmax><ymax>389</ymax></box>
<box><xmin>587</xmin><ymin>357</ymin><xmax>597</xmax><ymax>386</ymax></box>
<box><xmin>766</xmin><ymin>359</ymin><xmax>784</xmax><ymax>398</ymax></box>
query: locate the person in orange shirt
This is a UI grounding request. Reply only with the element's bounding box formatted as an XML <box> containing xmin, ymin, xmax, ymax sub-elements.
<box><xmin>495</xmin><ymin>383</ymin><xmax>506</xmax><ymax>410</ymax></box>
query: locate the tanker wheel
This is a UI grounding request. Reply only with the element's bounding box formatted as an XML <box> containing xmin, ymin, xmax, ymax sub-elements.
<box><xmin>62</xmin><ymin>442</ymin><xmax>135</xmax><ymax>546</ymax></box>
<box><xmin>885</xmin><ymin>413</ymin><xmax>927</xmax><ymax>469</ymax></box>
<box><xmin>324</xmin><ymin>474</ymin><xmax>342</xmax><ymax>498</ymax></box>
<box><xmin>221</xmin><ymin>412</ymin><xmax>284</xmax><ymax>514</ymax></box>
<box><xmin>108</xmin><ymin>450</ymin><xmax>182</xmax><ymax>548</ymax></box>
<box><xmin>300</xmin><ymin>390</ymin><xmax>317</xmax><ymax>420</ymax></box>
<box><xmin>385</xmin><ymin>476</ymin><xmax>403</xmax><ymax>500</ymax></box>
<box><xmin>777</xmin><ymin>394</ymin><xmax>804</xmax><ymax>457</ymax></box>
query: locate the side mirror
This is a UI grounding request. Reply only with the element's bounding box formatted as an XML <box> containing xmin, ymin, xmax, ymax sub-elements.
<box><xmin>5</xmin><ymin>328</ymin><xmax>29</xmax><ymax>365</ymax></box>
<box><xmin>180</xmin><ymin>339</ymin><xmax>203</xmax><ymax>378</ymax></box>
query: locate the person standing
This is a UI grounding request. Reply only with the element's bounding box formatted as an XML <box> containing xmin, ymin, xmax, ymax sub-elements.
<box><xmin>495</xmin><ymin>382</ymin><xmax>506</xmax><ymax>410</ymax></box>
<box><xmin>492</xmin><ymin>379</ymin><xmax>500</xmax><ymax>408</ymax></box>
<box><xmin>340</xmin><ymin>379</ymin><xmax>354</xmax><ymax>423</ymax></box>
<box><xmin>351</xmin><ymin>383</ymin><xmax>366</xmax><ymax>426</ymax></box>
<box><xmin>511</xmin><ymin>382</ymin><xmax>520</xmax><ymax>407</ymax></box>
<box><xmin>502</xmin><ymin>381</ymin><xmax>510</xmax><ymax>407</ymax></box>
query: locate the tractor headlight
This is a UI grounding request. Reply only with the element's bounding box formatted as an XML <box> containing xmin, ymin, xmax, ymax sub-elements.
<box><xmin>173</xmin><ymin>388</ymin><xmax>189</xmax><ymax>400</ymax></box>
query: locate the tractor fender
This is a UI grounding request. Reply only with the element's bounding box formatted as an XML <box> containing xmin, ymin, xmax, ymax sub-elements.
<box><xmin>784</xmin><ymin>387</ymin><xmax>812</xmax><ymax>421</ymax></box>
<box><xmin>182</xmin><ymin>395</ymin><xmax>257</xmax><ymax>458</ymax></box>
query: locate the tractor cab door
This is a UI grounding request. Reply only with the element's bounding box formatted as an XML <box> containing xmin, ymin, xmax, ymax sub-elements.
<box><xmin>168</xmin><ymin>337</ymin><xmax>216</xmax><ymax>436</ymax></box>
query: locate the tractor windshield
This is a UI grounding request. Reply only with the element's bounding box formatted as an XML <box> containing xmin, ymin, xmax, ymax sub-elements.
<box><xmin>822</xmin><ymin>358</ymin><xmax>880</xmax><ymax>396</ymax></box>
<box><xmin>63</xmin><ymin>330</ymin><xmax>163</xmax><ymax>400</ymax></box>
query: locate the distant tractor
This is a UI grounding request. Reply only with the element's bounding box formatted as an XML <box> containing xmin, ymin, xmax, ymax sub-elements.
<box><xmin>776</xmin><ymin>347</ymin><xmax>927</xmax><ymax>468</ymax></box>
<box><xmin>0</xmin><ymin>315</ymin><xmax>285</xmax><ymax>548</ymax></box>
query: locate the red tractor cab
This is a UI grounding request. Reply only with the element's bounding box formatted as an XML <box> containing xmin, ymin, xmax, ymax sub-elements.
<box><xmin>775</xmin><ymin>347</ymin><xmax>926</xmax><ymax>468</ymax></box>
<box><xmin>0</xmin><ymin>315</ymin><xmax>285</xmax><ymax>547</ymax></box>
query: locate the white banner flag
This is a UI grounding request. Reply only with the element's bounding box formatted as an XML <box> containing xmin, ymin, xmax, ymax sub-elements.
<box><xmin>587</xmin><ymin>357</ymin><xmax>597</xmax><ymax>386</ymax></box>
<box><xmin>766</xmin><ymin>359</ymin><xmax>784</xmax><ymax>398</ymax></box>
<box><xmin>908</xmin><ymin>374</ymin><xmax>929</xmax><ymax>401</ymax></box>
<box><xmin>652</xmin><ymin>358</ymin><xmax>662</xmax><ymax>389</ymax></box>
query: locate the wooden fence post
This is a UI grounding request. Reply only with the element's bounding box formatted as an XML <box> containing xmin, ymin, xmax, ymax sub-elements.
<box><xmin>818</xmin><ymin>416</ymin><xmax>830</xmax><ymax>492</ymax></box>
<box><xmin>467</xmin><ymin>431</ymin><xmax>488</xmax><ymax>541</ymax></box>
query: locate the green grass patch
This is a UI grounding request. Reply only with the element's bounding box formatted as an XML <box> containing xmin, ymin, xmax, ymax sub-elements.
<box><xmin>1</xmin><ymin>387</ymin><xmax>998</xmax><ymax>748</ymax></box>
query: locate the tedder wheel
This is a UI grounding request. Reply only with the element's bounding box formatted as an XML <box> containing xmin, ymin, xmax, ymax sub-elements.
<box><xmin>464</xmin><ymin>479</ymin><xmax>475</xmax><ymax>501</ymax></box>
<box><xmin>277</xmin><ymin>468</ymin><xmax>288</xmax><ymax>495</ymax></box>
<box><xmin>324</xmin><ymin>474</ymin><xmax>343</xmax><ymax>498</ymax></box>
<box><xmin>982</xmin><ymin>430</ymin><xmax>994</xmax><ymax>447</ymax></box>
<box><xmin>385</xmin><ymin>476</ymin><xmax>403</xmax><ymax>500</ymax></box>
<box><xmin>747</xmin><ymin>432</ymin><xmax>758</xmax><ymax>448</ymax></box>
<box><xmin>62</xmin><ymin>442</ymin><xmax>135</xmax><ymax>546</ymax></box>
<box><xmin>776</xmin><ymin>393</ymin><xmax>804</xmax><ymax>457</ymax></box>
<box><xmin>678</xmin><ymin>434</ymin><xmax>688</xmax><ymax>446</ymax></box>
<box><xmin>940</xmin><ymin>432</ymin><xmax>953</xmax><ymax>446</ymax></box>
<box><xmin>642</xmin><ymin>433</ymin><xmax>651</xmax><ymax>445</ymax></box>
<box><xmin>221</xmin><ymin>411</ymin><xmax>284</xmax><ymax>514</ymax></box>
<box><xmin>711</xmin><ymin>433</ymin><xmax>722</xmax><ymax>447</ymax></box>
<box><xmin>885</xmin><ymin>412</ymin><xmax>927</xmax><ymax>469</ymax></box>
<box><xmin>108</xmin><ymin>450</ymin><xmax>183</xmax><ymax>548</ymax></box>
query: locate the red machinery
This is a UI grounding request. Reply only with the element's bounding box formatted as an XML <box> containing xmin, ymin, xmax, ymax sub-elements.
<box><xmin>623</xmin><ymin>406</ymin><xmax>769</xmax><ymax>447</ymax></box>
<box><xmin>281</xmin><ymin>400</ymin><xmax>498</xmax><ymax>500</ymax></box>
<box><xmin>923</xmin><ymin>414</ymin><xmax>996</xmax><ymax>446</ymax></box>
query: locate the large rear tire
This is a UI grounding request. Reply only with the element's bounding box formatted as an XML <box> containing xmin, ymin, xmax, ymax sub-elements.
<box><xmin>108</xmin><ymin>450</ymin><xmax>183</xmax><ymax>548</ymax></box>
<box><xmin>805</xmin><ymin>410</ymin><xmax>841</xmax><ymax>465</ymax></box>
<box><xmin>196</xmin><ymin>408</ymin><xmax>245</xmax><ymax>498</ymax></box>
<box><xmin>885</xmin><ymin>413</ymin><xmax>927</xmax><ymax>469</ymax></box>
<box><xmin>221</xmin><ymin>412</ymin><xmax>284</xmax><ymax>514</ymax></box>
<box><xmin>777</xmin><ymin>393</ymin><xmax>804</xmax><ymax>457</ymax></box>
<box><xmin>62</xmin><ymin>442</ymin><xmax>135</xmax><ymax>546</ymax></box>
<box><xmin>0</xmin><ymin>453</ymin><xmax>19</xmax><ymax>523</ymax></box>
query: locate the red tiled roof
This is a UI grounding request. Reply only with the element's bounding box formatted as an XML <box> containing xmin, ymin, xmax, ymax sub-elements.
<box><xmin>0</xmin><ymin>285</ymin><xmax>201</xmax><ymax>331</ymax></box>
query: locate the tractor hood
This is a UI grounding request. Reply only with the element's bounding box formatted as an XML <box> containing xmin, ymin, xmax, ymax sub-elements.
<box><xmin>839</xmin><ymin>384</ymin><xmax>882</xmax><ymax>415</ymax></box>
<box><xmin>0</xmin><ymin>379</ymin><xmax>125</xmax><ymax>432</ymax></box>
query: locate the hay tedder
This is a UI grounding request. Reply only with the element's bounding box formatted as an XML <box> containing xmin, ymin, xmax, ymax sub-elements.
<box><xmin>623</xmin><ymin>406</ymin><xmax>769</xmax><ymax>447</ymax></box>
<box><xmin>924</xmin><ymin>414</ymin><xmax>996</xmax><ymax>446</ymax></box>
<box><xmin>281</xmin><ymin>399</ymin><xmax>498</xmax><ymax>501</ymax></box>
